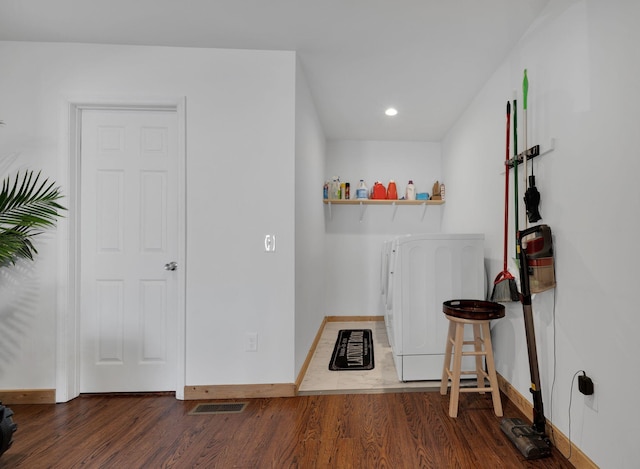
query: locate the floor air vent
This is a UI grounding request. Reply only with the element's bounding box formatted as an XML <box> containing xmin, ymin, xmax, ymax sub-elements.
<box><xmin>189</xmin><ymin>402</ymin><xmax>248</xmax><ymax>415</ymax></box>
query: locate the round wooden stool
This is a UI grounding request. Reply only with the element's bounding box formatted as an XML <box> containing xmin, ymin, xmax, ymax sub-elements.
<box><xmin>440</xmin><ymin>299</ymin><xmax>505</xmax><ymax>418</ymax></box>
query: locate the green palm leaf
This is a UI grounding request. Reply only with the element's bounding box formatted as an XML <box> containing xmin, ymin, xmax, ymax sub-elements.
<box><xmin>0</xmin><ymin>170</ymin><xmax>65</xmax><ymax>267</ymax></box>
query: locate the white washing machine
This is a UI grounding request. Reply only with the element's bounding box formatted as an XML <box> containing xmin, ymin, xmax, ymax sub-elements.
<box><xmin>383</xmin><ymin>233</ymin><xmax>485</xmax><ymax>381</ymax></box>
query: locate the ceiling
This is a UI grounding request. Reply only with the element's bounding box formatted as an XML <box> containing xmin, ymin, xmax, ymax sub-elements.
<box><xmin>0</xmin><ymin>0</ymin><xmax>548</xmax><ymax>141</ymax></box>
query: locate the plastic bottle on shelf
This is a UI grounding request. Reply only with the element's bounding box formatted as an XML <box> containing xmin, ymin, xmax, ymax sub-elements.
<box><xmin>387</xmin><ymin>180</ymin><xmax>398</xmax><ymax>200</ymax></box>
<box><xmin>356</xmin><ymin>180</ymin><xmax>368</xmax><ymax>199</ymax></box>
<box><xmin>330</xmin><ymin>177</ymin><xmax>341</xmax><ymax>200</ymax></box>
<box><xmin>372</xmin><ymin>181</ymin><xmax>386</xmax><ymax>199</ymax></box>
<box><xmin>406</xmin><ymin>180</ymin><xmax>416</xmax><ymax>200</ymax></box>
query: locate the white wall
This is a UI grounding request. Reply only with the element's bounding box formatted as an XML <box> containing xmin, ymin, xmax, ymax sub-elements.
<box><xmin>442</xmin><ymin>1</ymin><xmax>640</xmax><ymax>467</ymax></box>
<box><xmin>294</xmin><ymin>61</ymin><xmax>327</xmax><ymax>375</ymax></box>
<box><xmin>0</xmin><ymin>41</ymin><xmax>297</xmax><ymax>389</ymax></box>
<box><xmin>324</xmin><ymin>140</ymin><xmax>442</xmax><ymax>316</ymax></box>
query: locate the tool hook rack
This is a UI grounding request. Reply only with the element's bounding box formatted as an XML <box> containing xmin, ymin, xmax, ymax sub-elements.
<box><xmin>505</xmin><ymin>138</ymin><xmax>555</xmax><ymax>170</ymax></box>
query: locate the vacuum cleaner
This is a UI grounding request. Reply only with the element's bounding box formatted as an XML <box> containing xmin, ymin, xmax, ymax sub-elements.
<box><xmin>500</xmin><ymin>224</ymin><xmax>554</xmax><ymax>459</ymax></box>
<box><xmin>0</xmin><ymin>402</ymin><xmax>17</xmax><ymax>458</ymax></box>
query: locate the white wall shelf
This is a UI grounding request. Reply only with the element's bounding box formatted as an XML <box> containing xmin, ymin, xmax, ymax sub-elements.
<box><xmin>323</xmin><ymin>199</ymin><xmax>444</xmax><ymax>206</ymax></box>
<box><xmin>324</xmin><ymin>199</ymin><xmax>444</xmax><ymax>221</ymax></box>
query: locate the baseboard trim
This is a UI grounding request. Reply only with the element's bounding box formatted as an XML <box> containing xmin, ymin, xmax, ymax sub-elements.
<box><xmin>295</xmin><ymin>316</ymin><xmax>328</xmax><ymax>391</ymax></box>
<box><xmin>326</xmin><ymin>315</ymin><xmax>384</xmax><ymax>322</ymax></box>
<box><xmin>184</xmin><ymin>383</ymin><xmax>296</xmax><ymax>400</ymax></box>
<box><xmin>0</xmin><ymin>389</ymin><xmax>56</xmax><ymax>404</ymax></box>
<box><xmin>497</xmin><ymin>373</ymin><xmax>598</xmax><ymax>469</ymax></box>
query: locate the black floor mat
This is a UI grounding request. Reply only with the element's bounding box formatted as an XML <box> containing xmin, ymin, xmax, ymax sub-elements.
<box><xmin>329</xmin><ymin>329</ymin><xmax>374</xmax><ymax>371</ymax></box>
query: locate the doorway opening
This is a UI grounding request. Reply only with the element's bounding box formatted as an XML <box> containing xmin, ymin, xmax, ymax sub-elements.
<box><xmin>56</xmin><ymin>99</ymin><xmax>186</xmax><ymax>402</ymax></box>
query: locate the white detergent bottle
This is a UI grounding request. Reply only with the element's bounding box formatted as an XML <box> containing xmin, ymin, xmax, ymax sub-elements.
<box><xmin>405</xmin><ymin>180</ymin><xmax>416</xmax><ymax>200</ymax></box>
<box><xmin>356</xmin><ymin>180</ymin><xmax>368</xmax><ymax>199</ymax></box>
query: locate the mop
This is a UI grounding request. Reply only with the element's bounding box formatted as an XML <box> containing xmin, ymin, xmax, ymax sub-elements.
<box><xmin>522</xmin><ymin>70</ymin><xmax>542</xmax><ymax>223</ymax></box>
<box><xmin>491</xmin><ymin>101</ymin><xmax>519</xmax><ymax>302</ymax></box>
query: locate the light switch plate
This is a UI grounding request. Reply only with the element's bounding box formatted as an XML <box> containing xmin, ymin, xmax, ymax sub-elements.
<box><xmin>264</xmin><ymin>234</ymin><xmax>276</xmax><ymax>252</ymax></box>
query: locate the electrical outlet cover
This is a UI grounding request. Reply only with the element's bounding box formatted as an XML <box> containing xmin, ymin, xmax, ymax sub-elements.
<box><xmin>246</xmin><ymin>332</ymin><xmax>258</xmax><ymax>352</ymax></box>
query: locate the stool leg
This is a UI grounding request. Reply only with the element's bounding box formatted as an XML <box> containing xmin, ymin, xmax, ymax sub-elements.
<box><xmin>482</xmin><ymin>322</ymin><xmax>503</xmax><ymax>417</ymax></box>
<box><xmin>473</xmin><ymin>323</ymin><xmax>486</xmax><ymax>394</ymax></box>
<box><xmin>449</xmin><ymin>322</ymin><xmax>465</xmax><ymax>418</ymax></box>
<box><xmin>440</xmin><ymin>320</ymin><xmax>455</xmax><ymax>395</ymax></box>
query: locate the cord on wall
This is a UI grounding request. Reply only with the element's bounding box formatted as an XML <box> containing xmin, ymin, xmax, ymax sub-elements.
<box><xmin>542</xmin><ymin>258</ymin><xmax>586</xmax><ymax>462</ymax></box>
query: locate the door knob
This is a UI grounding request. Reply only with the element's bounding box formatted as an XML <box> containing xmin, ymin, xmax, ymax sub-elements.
<box><xmin>164</xmin><ymin>261</ymin><xmax>178</xmax><ymax>271</ymax></box>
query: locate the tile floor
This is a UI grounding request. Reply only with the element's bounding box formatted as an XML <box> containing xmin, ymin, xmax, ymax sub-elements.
<box><xmin>298</xmin><ymin>319</ymin><xmax>441</xmax><ymax>395</ymax></box>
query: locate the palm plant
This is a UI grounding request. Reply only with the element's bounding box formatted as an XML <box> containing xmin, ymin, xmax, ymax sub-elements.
<box><xmin>0</xmin><ymin>119</ymin><xmax>65</xmax><ymax>458</ymax></box>
<box><xmin>0</xmin><ymin>170</ymin><xmax>65</xmax><ymax>268</ymax></box>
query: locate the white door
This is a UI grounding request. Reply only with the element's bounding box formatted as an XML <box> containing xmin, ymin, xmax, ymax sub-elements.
<box><xmin>80</xmin><ymin>109</ymin><xmax>179</xmax><ymax>393</ymax></box>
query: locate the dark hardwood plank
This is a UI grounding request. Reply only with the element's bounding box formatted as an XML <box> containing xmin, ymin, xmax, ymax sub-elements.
<box><xmin>0</xmin><ymin>391</ymin><xmax>574</xmax><ymax>468</ymax></box>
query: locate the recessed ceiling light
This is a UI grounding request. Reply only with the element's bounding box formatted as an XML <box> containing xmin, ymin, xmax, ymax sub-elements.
<box><xmin>385</xmin><ymin>108</ymin><xmax>398</xmax><ymax>117</ymax></box>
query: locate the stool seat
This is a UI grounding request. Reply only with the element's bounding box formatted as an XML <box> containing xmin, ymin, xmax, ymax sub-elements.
<box><xmin>443</xmin><ymin>299</ymin><xmax>505</xmax><ymax>320</ymax></box>
<box><xmin>440</xmin><ymin>299</ymin><xmax>504</xmax><ymax>418</ymax></box>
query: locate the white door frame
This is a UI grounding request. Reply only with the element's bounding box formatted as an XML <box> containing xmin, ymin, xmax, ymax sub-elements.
<box><xmin>56</xmin><ymin>97</ymin><xmax>187</xmax><ymax>402</ymax></box>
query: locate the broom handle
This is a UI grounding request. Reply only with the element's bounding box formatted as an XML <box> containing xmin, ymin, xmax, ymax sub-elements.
<box><xmin>503</xmin><ymin>102</ymin><xmax>510</xmax><ymax>271</ymax></box>
<box><xmin>523</xmin><ymin>69</ymin><xmax>529</xmax><ymax>229</ymax></box>
<box><xmin>513</xmin><ymin>97</ymin><xmax>518</xmax><ymax>259</ymax></box>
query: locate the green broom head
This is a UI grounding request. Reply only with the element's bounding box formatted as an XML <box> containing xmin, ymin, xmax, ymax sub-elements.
<box><xmin>491</xmin><ymin>270</ymin><xmax>520</xmax><ymax>302</ymax></box>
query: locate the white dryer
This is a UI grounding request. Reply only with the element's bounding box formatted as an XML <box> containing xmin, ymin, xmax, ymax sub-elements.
<box><xmin>384</xmin><ymin>233</ymin><xmax>485</xmax><ymax>381</ymax></box>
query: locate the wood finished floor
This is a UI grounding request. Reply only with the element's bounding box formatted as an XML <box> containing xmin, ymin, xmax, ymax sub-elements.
<box><xmin>2</xmin><ymin>392</ymin><xmax>574</xmax><ymax>468</ymax></box>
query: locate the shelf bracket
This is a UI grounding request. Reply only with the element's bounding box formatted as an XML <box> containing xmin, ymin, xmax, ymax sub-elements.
<box><xmin>327</xmin><ymin>200</ymin><xmax>332</xmax><ymax>220</ymax></box>
<box><xmin>391</xmin><ymin>202</ymin><xmax>398</xmax><ymax>221</ymax></box>
<box><xmin>359</xmin><ymin>201</ymin><xmax>367</xmax><ymax>222</ymax></box>
<box><xmin>421</xmin><ymin>202</ymin><xmax>428</xmax><ymax>221</ymax></box>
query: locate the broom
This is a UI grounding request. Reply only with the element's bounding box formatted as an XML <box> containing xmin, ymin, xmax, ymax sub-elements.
<box><xmin>491</xmin><ymin>101</ymin><xmax>519</xmax><ymax>302</ymax></box>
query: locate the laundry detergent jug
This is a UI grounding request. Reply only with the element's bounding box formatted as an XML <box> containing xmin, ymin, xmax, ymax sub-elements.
<box><xmin>372</xmin><ymin>181</ymin><xmax>387</xmax><ymax>199</ymax></box>
<box><xmin>386</xmin><ymin>180</ymin><xmax>398</xmax><ymax>200</ymax></box>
